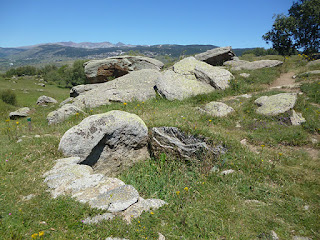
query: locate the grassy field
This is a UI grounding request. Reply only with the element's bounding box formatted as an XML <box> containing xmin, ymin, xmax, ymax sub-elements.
<box><xmin>0</xmin><ymin>55</ymin><xmax>319</xmax><ymax>239</ymax></box>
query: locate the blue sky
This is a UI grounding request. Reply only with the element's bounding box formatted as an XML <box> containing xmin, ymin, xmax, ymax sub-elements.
<box><xmin>0</xmin><ymin>0</ymin><xmax>295</xmax><ymax>48</ymax></box>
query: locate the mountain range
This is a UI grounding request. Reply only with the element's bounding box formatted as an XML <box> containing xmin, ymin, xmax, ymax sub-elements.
<box><xmin>0</xmin><ymin>41</ymin><xmax>254</xmax><ymax>72</ymax></box>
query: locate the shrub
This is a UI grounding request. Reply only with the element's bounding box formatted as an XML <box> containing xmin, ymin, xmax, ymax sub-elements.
<box><xmin>0</xmin><ymin>89</ymin><xmax>17</xmax><ymax>105</ymax></box>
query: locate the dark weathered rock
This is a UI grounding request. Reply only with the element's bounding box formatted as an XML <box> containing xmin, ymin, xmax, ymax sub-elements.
<box><xmin>150</xmin><ymin>127</ymin><xmax>226</xmax><ymax>160</ymax></box>
<box><xmin>84</xmin><ymin>55</ymin><xmax>164</xmax><ymax>83</ymax></box>
<box><xmin>195</xmin><ymin>46</ymin><xmax>235</xmax><ymax>66</ymax></box>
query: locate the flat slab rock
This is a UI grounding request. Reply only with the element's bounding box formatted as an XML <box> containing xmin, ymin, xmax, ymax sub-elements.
<box><xmin>44</xmin><ymin>157</ymin><xmax>166</xmax><ymax>223</ymax></box>
<box><xmin>224</xmin><ymin>59</ymin><xmax>283</xmax><ymax>71</ymax></box>
<box><xmin>58</xmin><ymin>110</ymin><xmax>149</xmax><ymax>176</ymax></box>
<box><xmin>201</xmin><ymin>101</ymin><xmax>234</xmax><ymax>117</ymax></box>
<box><xmin>255</xmin><ymin>93</ymin><xmax>297</xmax><ymax>116</ymax></box>
<box><xmin>9</xmin><ymin>107</ymin><xmax>31</xmax><ymax>119</ymax></box>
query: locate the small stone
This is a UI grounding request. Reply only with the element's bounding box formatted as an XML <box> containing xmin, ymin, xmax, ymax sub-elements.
<box><xmin>210</xmin><ymin>166</ymin><xmax>219</xmax><ymax>173</ymax></box>
<box><xmin>34</xmin><ymin>135</ymin><xmax>40</xmax><ymax>138</ymax></box>
<box><xmin>221</xmin><ymin>169</ymin><xmax>235</xmax><ymax>175</ymax></box>
<box><xmin>236</xmin><ymin>121</ymin><xmax>241</xmax><ymax>128</ymax></box>
<box><xmin>303</xmin><ymin>205</ymin><xmax>310</xmax><ymax>210</ymax></box>
<box><xmin>311</xmin><ymin>138</ymin><xmax>318</xmax><ymax>144</ymax></box>
<box><xmin>9</xmin><ymin>107</ymin><xmax>31</xmax><ymax>119</ymax></box>
<box><xmin>240</xmin><ymin>73</ymin><xmax>250</xmax><ymax>78</ymax></box>
<box><xmin>202</xmin><ymin>101</ymin><xmax>234</xmax><ymax>117</ymax></box>
<box><xmin>270</xmin><ymin>230</ymin><xmax>279</xmax><ymax>240</ymax></box>
<box><xmin>158</xmin><ymin>232</ymin><xmax>166</xmax><ymax>240</ymax></box>
<box><xmin>240</xmin><ymin>139</ymin><xmax>247</xmax><ymax>145</ymax></box>
<box><xmin>22</xmin><ymin>194</ymin><xmax>35</xmax><ymax>201</ymax></box>
<box><xmin>36</xmin><ymin>95</ymin><xmax>58</xmax><ymax>105</ymax></box>
<box><xmin>290</xmin><ymin>110</ymin><xmax>306</xmax><ymax>126</ymax></box>
<box><xmin>16</xmin><ymin>139</ymin><xmax>22</xmax><ymax>143</ymax></box>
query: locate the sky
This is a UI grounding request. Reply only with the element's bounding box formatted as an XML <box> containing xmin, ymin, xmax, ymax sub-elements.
<box><xmin>0</xmin><ymin>0</ymin><xmax>295</xmax><ymax>48</ymax></box>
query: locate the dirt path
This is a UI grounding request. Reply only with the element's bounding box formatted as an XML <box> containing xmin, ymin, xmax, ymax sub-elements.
<box><xmin>270</xmin><ymin>71</ymin><xmax>296</xmax><ymax>88</ymax></box>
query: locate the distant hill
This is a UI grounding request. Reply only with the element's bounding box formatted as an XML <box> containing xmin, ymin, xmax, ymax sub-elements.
<box><xmin>0</xmin><ymin>42</ymin><xmax>254</xmax><ymax>71</ymax></box>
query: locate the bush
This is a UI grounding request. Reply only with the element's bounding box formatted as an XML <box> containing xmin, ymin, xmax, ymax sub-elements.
<box><xmin>0</xmin><ymin>89</ymin><xmax>17</xmax><ymax>105</ymax></box>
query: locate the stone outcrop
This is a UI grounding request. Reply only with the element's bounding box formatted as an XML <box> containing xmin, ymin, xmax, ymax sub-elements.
<box><xmin>84</xmin><ymin>55</ymin><xmax>164</xmax><ymax>83</ymax></box>
<box><xmin>72</xmin><ymin>69</ymin><xmax>161</xmax><ymax>109</ymax></box>
<box><xmin>194</xmin><ymin>46</ymin><xmax>235</xmax><ymax>66</ymax></box>
<box><xmin>255</xmin><ymin>93</ymin><xmax>297</xmax><ymax>116</ymax></box>
<box><xmin>155</xmin><ymin>57</ymin><xmax>233</xmax><ymax>100</ymax></box>
<box><xmin>224</xmin><ymin>59</ymin><xmax>283</xmax><ymax>71</ymax></box>
<box><xmin>36</xmin><ymin>95</ymin><xmax>58</xmax><ymax>105</ymax></box>
<box><xmin>201</xmin><ymin>101</ymin><xmax>235</xmax><ymax>117</ymax></box>
<box><xmin>9</xmin><ymin>107</ymin><xmax>31</xmax><ymax>119</ymax></box>
<box><xmin>58</xmin><ymin>111</ymin><xmax>149</xmax><ymax>176</ymax></box>
<box><xmin>44</xmin><ymin>157</ymin><xmax>166</xmax><ymax>223</ymax></box>
<box><xmin>47</xmin><ymin>104</ymin><xmax>84</xmax><ymax>125</ymax></box>
<box><xmin>296</xmin><ymin>70</ymin><xmax>320</xmax><ymax>78</ymax></box>
<box><xmin>150</xmin><ymin>127</ymin><xmax>227</xmax><ymax>160</ymax></box>
<box><xmin>306</xmin><ymin>59</ymin><xmax>320</xmax><ymax>67</ymax></box>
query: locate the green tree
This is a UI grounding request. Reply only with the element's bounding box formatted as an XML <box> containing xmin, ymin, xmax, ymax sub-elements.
<box><xmin>263</xmin><ymin>0</ymin><xmax>320</xmax><ymax>56</ymax></box>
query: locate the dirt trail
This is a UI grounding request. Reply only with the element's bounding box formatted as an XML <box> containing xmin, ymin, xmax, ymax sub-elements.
<box><xmin>270</xmin><ymin>71</ymin><xmax>296</xmax><ymax>88</ymax></box>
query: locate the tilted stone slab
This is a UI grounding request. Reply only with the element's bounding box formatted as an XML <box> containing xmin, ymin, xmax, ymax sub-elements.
<box><xmin>58</xmin><ymin>110</ymin><xmax>149</xmax><ymax>176</ymax></box>
<box><xmin>255</xmin><ymin>93</ymin><xmax>297</xmax><ymax>116</ymax></box>
<box><xmin>195</xmin><ymin>46</ymin><xmax>235</xmax><ymax>66</ymax></box>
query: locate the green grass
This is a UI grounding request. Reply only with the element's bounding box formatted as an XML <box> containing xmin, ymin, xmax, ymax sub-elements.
<box><xmin>0</xmin><ymin>56</ymin><xmax>319</xmax><ymax>239</ymax></box>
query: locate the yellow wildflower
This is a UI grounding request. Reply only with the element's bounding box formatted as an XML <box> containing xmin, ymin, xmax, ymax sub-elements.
<box><xmin>31</xmin><ymin>233</ymin><xmax>38</xmax><ymax>239</ymax></box>
<box><xmin>279</xmin><ymin>153</ymin><xmax>283</xmax><ymax>156</ymax></box>
<box><xmin>150</xmin><ymin>211</ymin><xmax>154</xmax><ymax>215</ymax></box>
<box><xmin>184</xmin><ymin>187</ymin><xmax>189</xmax><ymax>191</ymax></box>
<box><xmin>39</xmin><ymin>231</ymin><xmax>44</xmax><ymax>237</ymax></box>
<box><xmin>16</xmin><ymin>121</ymin><xmax>19</xmax><ymax>125</ymax></box>
<box><xmin>209</xmin><ymin>119</ymin><xmax>212</xmax><ymax>122</ymax></box>
<box><xmin>261</xmin><ymin>145</ymin><xmax>265</xmax><ymax>148</ymax></box>
<box><xmin>123</xmin><ymin>102</ymin><xmax>127</xmax><ymax>106</ymax></box>
<box><xmin>5</xmin><ymin>119</ymin><xmax>10</xmax><ymax>122</ymax></box>
<box><xmin>176</xmin><ymin>191</ymin><xmax>180</xmax><ymax>195</ymax></box>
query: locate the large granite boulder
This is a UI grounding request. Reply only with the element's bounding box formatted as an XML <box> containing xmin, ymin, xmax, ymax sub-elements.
<box><xmin>47</xmin><ymin>104</ymin><xmax>85</xmax><ymax>125</ymax></box>
<box><xmin>9</xmin><ymin>107</ymin><xmax>31</xmax><ymax>119</ymax></box>
<box><xmin>155</xmin><ymin>70</ymin><xmax>215</xmax><ymax>100</ymax></box>
<box><xmin>195</xmin><ymin>46</ymin><xmax>235</xmax><ymax>66</ymax></box>
<box><xmin>84</xmin><ymin>55</ymin><xmax>164</xmax><ymax>83</ymax></box>
<box><xmin>224</xmin><ymin>59</ymin><xmax>283</xmax><ymax>71</ymax></box>
<box><xmin>72</xmin><ymin>69</ymin><xmax>161</xmax><ymax>109</ymax></box>
<box><xmin>155</xmin><ymin>57</ymin><xmax>233</xmax><ymax>100</ymax></box>
<box><xmin>36</xmin><ymin>95</ymin><xmax>58</xmax><ymax>105</ymax></box>
<box><xmin>150</xmin><ymin>127</ymin><xmax>227</xmax><ymax>160</ymax></box>
<box><xmin>58</xmin><ymin>110</ymin><xmax>149</xmax><ymax>176</ymax></box>
<box><xmin>201</xmin><ymin>101</ymin><xmax>235</xmax><ymax>117</ymax></box>
<box><xmin>255</xmin><ymin>93</ymin><xmax>297</xmax><ymax>116</ymax></box>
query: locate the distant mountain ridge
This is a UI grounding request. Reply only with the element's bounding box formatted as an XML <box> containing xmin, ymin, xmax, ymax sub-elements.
<box><xmin>16</xmin><ymin>41</ymin><xmax>137</xmax><ymax>49</ymax></box>
<box><xmin>0</xmin><ymin>42</ymin><xmax>255</xmax><ymax>72</ymax></box>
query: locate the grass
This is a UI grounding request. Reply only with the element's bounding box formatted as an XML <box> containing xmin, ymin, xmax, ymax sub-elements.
<box><xmin>0</xmin><ymin>56</ymin><xmax>319</xmax><ymax>239</ymax></box>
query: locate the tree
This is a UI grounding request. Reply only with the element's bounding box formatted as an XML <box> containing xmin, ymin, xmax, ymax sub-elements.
<box><xmin>263</xmin><ymin>0</ymin><xmax>320</xmax><ymax>56</ymax></box>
